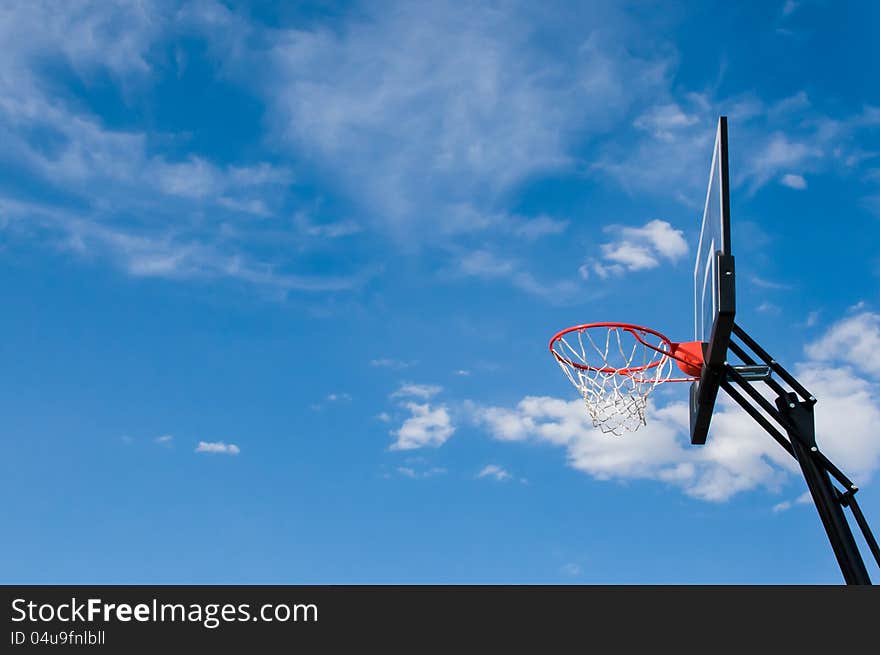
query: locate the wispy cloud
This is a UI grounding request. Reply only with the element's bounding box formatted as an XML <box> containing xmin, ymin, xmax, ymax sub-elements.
<box><xmin>780</xmin><ymin>173</ymin><xmax>807</xmax><ymax>189</ymax></box>
<box><xmin>391</xmin><ymin>383</ymin><xmax>443</xmax><ymax>400</ymax></box>
<box><xmin>757</xmin><ymin>302</ymin><xmax>781</xmax><ymax>315</ymax></box>
<box><xmin>477</xmin><ymin>464</ymin><xmax>512</xmax><ymax>481</ymax></box>
<box><xmin>0</xmin><ymin>2</ymin><xmax>379</xmax><ymax>297</ymax></box>
<box><xmin>561</xmin><ymin>563</ymin><xmax>582</xmax><ymax>577</ymax></box>
<box><xmin>195</xmin><ymin>441</ymin><xmax>241</xmax><ymax>455</ymax></box>
<box><xmin>3</xmin><ymin>1</ymin><xmax>879</xmax><ymax>305</ymax></box>
<box><xmin>595</xmin><ymin>90</ymin><xmax>880</xmax><ymax>205</ymax></box>
<box><xmin>773</xmin><ymin>491</ymin><xmax>811</xmax><ymax>513</ymax></box>
<box><xmin>0</xmin><ymin>199</ymin><xmax>373</xmax><ymax>294</ymax></box>
<box><xmin>294</xmin><ymin>213</ymin><xmax>363</xmax><ymax>239</ymax></box>
<box><xmin>311</xmin><ymin>392</ymin><xmax>353</xmax><ymax>411</ymax></box>
<box><xmin>370</xmin><ymin>358</ymin><xmax>417</xmax><ymax>370</ymax></box>
<box><xmin>744</xmin><ymin>134</ymin><xmax>819</xmax><ymax>193</ymax></box>
<box><xmin>455</xmin><ymin>249</ymin><xmax>579</xmax><ymax>301</ymax></box>
<box><xmin>633</xmin><ymin>103</ymin><xmax>699</xmax><ymax>141</ymax></box>
<box><xmin>396</xmin><ymin>466</ymin><xmax>447</xmax><ymax>479</ymax></box>
<box><xmin>254</xmin><ymin>2</ymin><xmax>669</xmax><ymax>246</ymax></box>
<box><xmin>750</xmin><ymin>275</ymin><xmax>792</xmax><ymax>290</ymax></box>
<box><xmin>512</xmin><ymin>215</ymin><xmax>570</xmax><ymax>240</ymax></box>
<box><xmin>458</xmin><ymin>250</ymin><xmax>516</xmax><ymax>278</ymax></box>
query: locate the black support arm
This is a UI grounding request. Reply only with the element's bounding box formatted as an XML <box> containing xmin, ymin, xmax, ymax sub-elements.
<box><xmin>715</xmin><ymin>324</ymin><xmax>880</xmax><ymax>583</ymax></box>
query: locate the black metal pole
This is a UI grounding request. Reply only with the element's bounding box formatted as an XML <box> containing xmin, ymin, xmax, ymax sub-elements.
<box><xmin>776</xmin><ymin>393</ymin><xmax>871</xmax><ymax>584</ymax></box>
<box><xmin>846</xmin><ymin>495</ymin><xmax>880</xmax><ymax>569</ymax></box>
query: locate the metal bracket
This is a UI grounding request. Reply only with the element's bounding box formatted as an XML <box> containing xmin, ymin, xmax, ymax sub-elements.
<box><xmin>727</xmin><ymin>364</ymin><xmax>770</xmax><ymax>382</ymax></box>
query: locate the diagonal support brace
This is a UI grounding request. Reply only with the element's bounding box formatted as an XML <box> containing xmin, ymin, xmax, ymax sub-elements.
<box><xmin>776</xmin><ymin>392</ymin><xmax>871</xmax><ymax>584</ymax></box>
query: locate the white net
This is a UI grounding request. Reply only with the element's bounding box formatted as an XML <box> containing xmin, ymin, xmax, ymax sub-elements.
<box><xmin>550</xmin><ymin>325</ymin><xmax>675</xmax><ymax>435</ymax></box>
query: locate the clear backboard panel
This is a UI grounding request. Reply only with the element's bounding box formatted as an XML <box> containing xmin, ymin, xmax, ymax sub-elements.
<box><xmin>694</xmin><ymin>117</ymin><xmax>731</xmax><ymax>342</ymax></box>
<box><xmin>690</xmin><ymin>116</ymin><xmax>735</xmax><ymax>445</ymax></box>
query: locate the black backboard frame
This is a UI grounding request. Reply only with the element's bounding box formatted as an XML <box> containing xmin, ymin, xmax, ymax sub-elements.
<box><xmin>690</xmin><ymin>117</ymin><xmax>735</xmax><ymax>445</ymax></box>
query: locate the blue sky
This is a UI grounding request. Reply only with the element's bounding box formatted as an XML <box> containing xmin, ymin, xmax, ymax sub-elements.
<box><xmin>2</xmin><ymin>0</ymin><xmax>879</xmax><ymax>583</ymax></box>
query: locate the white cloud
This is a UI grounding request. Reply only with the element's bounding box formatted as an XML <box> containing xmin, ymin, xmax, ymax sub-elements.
<box><xmin>473</xmin><ymin>394</ymin><xmax>791</xmax><ymax>501</ymax></box>
<box><xmin>744</xmin><ymin>133</ymin><xmax>820</xmax><ymax>193</ymax></box>
<box><xmin>0</xmin><ymin>91</ymin><xmax>290</xmax><ymax>218</ymax></box>
<box><xmin>561</xmin><ymin>563</ymin><xmax>582</xmax><ymax>577</ymax></box>
<box><xmin>454</xmin><ymin>249</ymin><xmax>578</xmax><ymax>301</ymax></box>
<box><xmin>311</xmin><ymin>392</ymin><xmax>354</xmax><ymax>412</ymax></box>
<box><xmin>390</xmin><ymin>402</ymin><xmax>455</xmax><ymax>451</ymax></box>
<box><xmin>773</xmin><ymin>491</ymin><xmax>811</xmax><ymax>513</ymax></box>
<box><xmin>805</xmin><ymin>312</ymin><xmax>880</xmax><ymax>376</ymax></box>
<box><xmin>587</xmin><ymin>219</ymin><xmax>687</xmax><ymax>276</ymax></box>
<box><xmin>458</xmin><ymin>250</ymin><xmax>516</xmax><ymax>278</ymax></box>
<box><xmin>592</xmin><ymin>98</ymin><xmax>716</xmax><ymax>200</ymax></box>
<box><xmin>0</xmin><ymin>130</ymin><xmax>374</xmax><ymax>295</ymax></box>
<box><xmin>0</xmin><ymin>1</ymin><xmax>161</xmax><ymax>84</ymax></box>
<box><xmin>780</xmin><ymin>173</ymin><xmax>807</xmax><ymax>189</ymax></box>
<box><xmin>772</xmin><ymin>500</ymin><xmax>791</xmax><ymax>512</ymax></box>
<box><xmin>601</xmin><ymin>242</ymin><xmax>658</xmax><ymax>271</ymax></box>
<box><xmin>595</xmin><ymin>89</ymin><xmax>879</xmax><ymax>204</ymax></box>
<box><xmin>195</xmin><ymin>441</ymin><xmax>241</xmax><ymax>455</ymax></box>
<box><xmin>512</xmin><ymin>215</ymin><xmax>569</xmax><ymax>240</ymax></box>
<box><xmin>750</xmin><ymin>275</ymin><xmax>792</xmax><ymax>290</ymax></box>
<box><xmin>621</xmin><ymin>220</ymin><xmax>689</xmax><ymax>260</ymax></box>
<box><xmin>634</xmin><ymin>103</ymin><xmax>698</xmax><ymax>141</ymax></box>
<box><xmin>477</xmin><ymin>464</ymin><xmax>512</xmax><ymax>481</ymax></box>
<box><xmin>757</xmin><ymin>302</ymin><xmax>781</xmax><ymax>315</ymax></box>
<box><xmin>793</xmin><ymin>364</ymin><xmax>880</xmax><ymax>480</ymax></box>
<box><xmin>396</xmin><ymin>466</ymin><xmax>447</xmax><ymax>479</ymax></box>
<box><xmin>376</xmin><ymin>412</ymin><xmax>392</xmax><ymax>423</ymax></box>
<box><xmin>294</xmin><ymin>213</ymin><xmax>363</xmax><ymax>239</ymax></box>
<box><xmin>370</xmin><ymin>358</ymin><xmax>417</xmax><ymax>369</ymax></box>
<box><xmin>593</xmin><ymin>91</ymin><xmax>795</xmax><ymax>201</ymax></box>
<box><xmin>257</xmin><ymin>2</ymin><xmax>670</xmax><ymax>244</ymax></box>
<box><xmin>769</xmin><ymin>92</ymin><xmax>811</xmax><ymax>118</ymax></box>
<box><xmin>154</xmin><ymin>434</ymin><xmax>174</xmax><ymax>445</ymax></box>
<box><xmin>5</xmin><ymin>1</ymin><xmax>877</xmax><ymax>299</ymax></box>
<box><xmin>391</xmin><ymin>383</ymin><xmax>443</xmax><ymax>400</ymax></box>
<box><xmin>0</xmin><ymin>3</ymin><xmax>382</xmax><ymax>296</ymax></box>
<box><xmin>17</xmin><ymin>201</ymin><xmax>371</xmax><ymax>292</ymax></box>
<box><xmin>589</xmin><ymin>261</ymin><xmax>624</xmax><ymax>279</ymax></box>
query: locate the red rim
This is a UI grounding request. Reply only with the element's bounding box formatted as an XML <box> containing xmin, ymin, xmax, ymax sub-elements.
<box><xmin>549</xmin><ymin>322</ymin><xmax>675</xmax><ymax>374</ymax></box>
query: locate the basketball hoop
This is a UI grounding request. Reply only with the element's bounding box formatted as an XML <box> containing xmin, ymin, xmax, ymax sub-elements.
<box><xmin>549</xmin><ymin>323</ymin><xmax>704</xmax><ymax>435</ymax></box>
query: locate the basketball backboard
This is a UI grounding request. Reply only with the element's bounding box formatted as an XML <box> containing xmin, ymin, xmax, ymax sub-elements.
<box><xmin>689</xmin><ymin>116</ymin><xmax>736</xmax><ymax>444</ymax></box>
